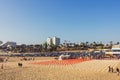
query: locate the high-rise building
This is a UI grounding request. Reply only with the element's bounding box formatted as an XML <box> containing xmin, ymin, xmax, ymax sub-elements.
<box><xmin>47</xmin><ymin>36</ymin><xmax>60</xmax><ymax>46</ymax></box>
<box><xmin>52</xmin><ymin>36</ymin><xmax>60</xmax><ymax>46</ymax></box>
<box><xmin>47</xmin><ymin>37</ymin><xmax>52</xmax><ymax>45</ymax></box>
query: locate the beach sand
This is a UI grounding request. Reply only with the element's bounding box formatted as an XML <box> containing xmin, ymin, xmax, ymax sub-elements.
<box><xmin>0</xmin><ymin>57</ymin><xmax>120</xmax><ymax>80</ymax></box>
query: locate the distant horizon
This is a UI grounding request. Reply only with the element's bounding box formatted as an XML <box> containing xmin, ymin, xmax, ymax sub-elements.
<box><xmin>1</xmin><ymin>39</ymin><xmax>120</xmax><ymax>45</ymax></box>
<box><xmin>0</xmin><ymin>0</ymin><xmax>120</xmax><ymax>44</ymax></box>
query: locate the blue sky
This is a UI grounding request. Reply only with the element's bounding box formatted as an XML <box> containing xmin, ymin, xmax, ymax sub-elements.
<box><xmin>0</xmin><ymin>0</ymin><xmax>120</xmax><ymax>44</ymax></box>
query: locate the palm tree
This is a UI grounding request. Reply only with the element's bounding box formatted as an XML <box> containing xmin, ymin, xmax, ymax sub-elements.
<box><xmin>52</xmin><ymin>44</ymin><xmax>57</xmax><ymax>51</ymax></box>
<box><xmin>90</xmin><ymin>43</ymin><xmax>94</xmax><ymax>48</ymax></box>
<box><xmin>109</xmin><ymin>41</ymin><xmax>113</xmax><ymax>48</ymax></box>
<box><xmin>43</xmin><ymin>42</ymin><xmax>48</xmax><ymax>51</ymax></box>
<box><xmin>85</xmin><ymin>41</ymin><xmax>89</xmax><ymax>46</ymax></box>
<box><xmin>93</xmin><ymin>41</ymin><xmax>97</xmax><ymax>49</ymax></box>
<box><xmin>0</xmin><ymin>41</ymin><xmax>3</xmax><ymax>49</ymax></box>
<box><xmin>117</xmin><ymin>42</ymin><xmax>120</xmax><ymax>45</ymax></box>
<box><xmin>0</xmin><ymin>41</ymin><xmax>3</xmax><ymax>45</ymax></box>
<box><xmin>80</xmin><ymin>42</ymin><xmax>85</xmax><ymax>47</ymax></box>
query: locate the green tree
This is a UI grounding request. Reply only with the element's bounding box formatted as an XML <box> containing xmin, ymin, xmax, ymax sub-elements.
<box><xmin>93</xmin><ymin>41</ymin><xmax>97</xmax><ymax>49</ymax></box>
<box><xmin>85</xmin><ymin>41</ymin><xmax>89</xmax><ymax>46</ymax></box>
<box><xmin>117</xmin><ymin>42</ymin><xmax>120</xmax><ymax>45</ymax></box>
<box><xmin>43</xmin><ymin>42</ymin><xmax>48</xmax><ymax>51</ymax></box>
<box><xmin>0</xmin><ymin>41</ymin><xmax>3</xmax><ymax>45</ymax></box>
<box><xmin>52</xmin><ymin>45</ymin><xmax>57</xmax><ymax>51</ymax></box>
<box><xmin>110</xmin><ymin>41</ymin><xmax>113</xmax><ymax>48</ymax></box>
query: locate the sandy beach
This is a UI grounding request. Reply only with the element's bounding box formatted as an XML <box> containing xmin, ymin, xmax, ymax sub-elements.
<box><xmin>0</xmin><ymin>57</ymin><xmax>120</xmax><ymax>80</ymax></box>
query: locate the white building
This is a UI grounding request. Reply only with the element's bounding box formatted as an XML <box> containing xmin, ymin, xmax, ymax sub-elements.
<box><xmin>52</xmin><ymin>37</ymin><xmax>60</xmax><ymax>46</ymax></box>
<box><xmin>0</xmin><ymin>41</ymin><xmax>17</xmax><ymax>48</ymax></box>
<box><xmin>47</xmin><ymin>37</ymin><xmax>52</xmax><ymax>45</ymax></box>
<box><xmin>105</xmin><ymin>45</ymin><xmax>120</xmax><ymax>54</ymax></box>
<box><xmin>47</xmin><ymin>36</ymin><xmax>60</xmax><ymax>46</ymax></box>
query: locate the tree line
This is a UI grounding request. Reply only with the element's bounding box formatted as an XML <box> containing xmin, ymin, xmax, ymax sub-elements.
<box><xmin>0</xmin><ymin>41</ymin><xmax>120</xmax><ymax>53</ymax></box>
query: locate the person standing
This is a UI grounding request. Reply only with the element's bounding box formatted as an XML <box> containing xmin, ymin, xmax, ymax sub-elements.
<box><xmin>116</xmin><ymin>68</ymin><xmax>119</xmax><ymax>76</ymax></box>
<box><xmin>1</xmin><ymin>64</ymin><xmax>3</xmax><ymax>69</ymax></box>
<box><xmin>111</xmin><ymin>67</ymin><xmax>114</xmax><ymax>73</ymax></box>
<box><xmin>108</xmin><ymin>66</ymin><xmax>111</xmax><ymax>72</ymax></box>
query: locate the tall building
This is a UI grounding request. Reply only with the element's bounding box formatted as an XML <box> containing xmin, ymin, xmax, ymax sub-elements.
<box><xmin>52</xmin><ymin>36</ymin><xmax>60</xmax><ymax>46</ymax></box>
<box><xmin>47</xmin><ymin>36</ymin><xmax>60</xmax><ymax>46</ymax></box>
<box><xmin>47</xmin><ymin>37</ymin><xmax>52</xmax><ymax>45</ymax></box>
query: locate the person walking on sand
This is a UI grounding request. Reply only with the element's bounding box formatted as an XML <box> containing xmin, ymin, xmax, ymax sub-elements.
<box><xmin>18</xmin><ymin>63</ymin><xmax>22</xmax><ymax>67</ymax></box>
<box><xmin>1</xmin><ymin>64</ymin><xmax>3</xmax><ymax>69</ymax></box>
<box><xmin>108</xmin><ymin>66</ymin><xmax>111</xmax><ymax>72</ymax></box>
<box><xmin>111</xmin><ymin>67</ymin><xmax>114</xmax><ymax>73</ymax></box>
<box><xmin>116</xmin><ymin>68</ymin><xmax>119</xmax><ymax>76</ymax></box>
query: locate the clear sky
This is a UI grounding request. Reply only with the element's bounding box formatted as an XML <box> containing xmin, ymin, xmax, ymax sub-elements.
<box><xmin>0</xmin><ymin>0</ymin><xmax>120</xmax><ymax>44</ymax></box>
